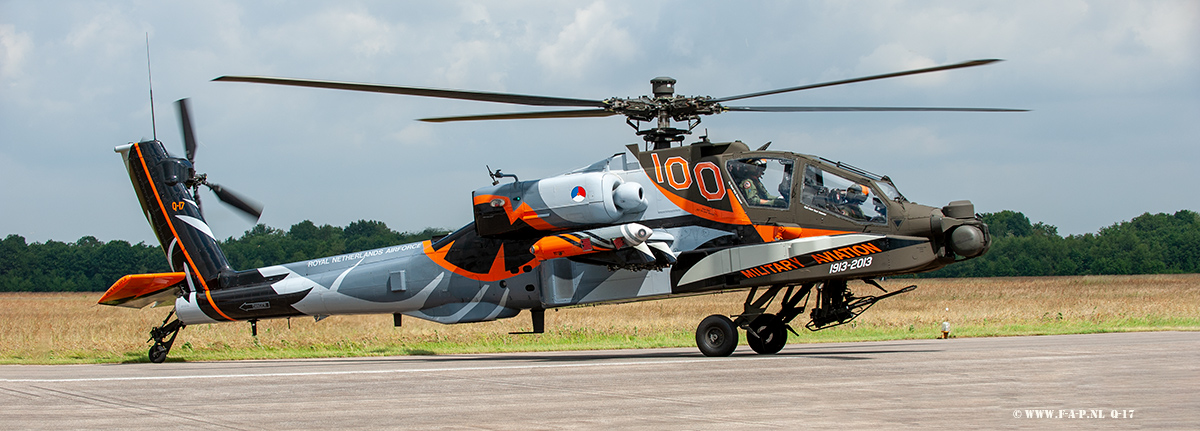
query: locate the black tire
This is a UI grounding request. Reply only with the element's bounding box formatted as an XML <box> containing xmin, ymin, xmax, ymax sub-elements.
<box><xmin>747</xmin><ymin>314</ymin><xmax>787</xmax><ymax>355</ymax></box>
<box><xmin>149</xmin><ymin>343</ymin><xmax>169</xmax><ymax>363</ymax></box>
<box><xmin>696</xmin><ymin>314</ymin><xmax>738</xmax><ymax>357</ymax></box>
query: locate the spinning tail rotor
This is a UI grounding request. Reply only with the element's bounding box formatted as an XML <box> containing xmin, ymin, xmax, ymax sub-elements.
<box><xmin>174</xmin><ymin>98</ymin><xmax>263</xmax><ymax>221</ymax></box>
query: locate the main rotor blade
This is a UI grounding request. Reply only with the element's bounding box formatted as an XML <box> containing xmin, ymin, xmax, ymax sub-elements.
<box><xmin>714</xmin><ymin>59</ymin><xmax>1003</xmax><ymax>103</ymax></box>
<box><xmin>214</xmin><ymin>76</ymin><xmax>608</xmax><ymax>108</ymax></box>
<box><xmin>724</xmin><ymin>106</ymin><xmax>1028</xmax><ymax>112</ymax></box>
<box><xmin>207</xmin><ymin>183</ymin><xmax>263</xmax><ymax>221</ymax></box>
<box><xmin>175</xmin><ymin>99</ymin><xmax>197</xmax><ymax>162</ymax></box>
<box><xmin>418</xmin><ymin>109</ymin><xmax>617</xmax><ymax>123</ymax></box>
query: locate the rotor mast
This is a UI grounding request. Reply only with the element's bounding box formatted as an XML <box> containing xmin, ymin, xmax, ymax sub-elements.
<box><xmin>625</xmin><ymin>76</ymin><xmax>718</xmax><ymax>149</ymax></box>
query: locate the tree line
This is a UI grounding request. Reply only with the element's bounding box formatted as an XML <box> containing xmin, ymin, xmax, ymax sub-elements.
<box><xmin>917</xmin><ymin>210</ymin><xmax>1200</xmax><ymax>277</ymax></box>
<box><xmin>2</xmin><ymin>211</ymin><xmax>1197</xmax><ymax>292</ymax></box>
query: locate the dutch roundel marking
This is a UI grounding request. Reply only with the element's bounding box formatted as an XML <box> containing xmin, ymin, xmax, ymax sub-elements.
<box><xmin>693</xmin><ymin>161</ymin><xmax>726</xmax><ymax>201</ymax></box>
<box><xmin>571</xmin><ymin>186</ymin><xmax>587</xmax><ymax>202</ymax></box>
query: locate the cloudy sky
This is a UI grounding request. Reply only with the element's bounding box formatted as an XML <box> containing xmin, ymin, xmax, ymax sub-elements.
<box><xmin>2</xmin><ymin>1</ymin><xmax>1197</xmax><ymax>244</ymax></box>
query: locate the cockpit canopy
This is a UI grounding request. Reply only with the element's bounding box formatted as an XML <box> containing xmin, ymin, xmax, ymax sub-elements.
<box><xmin>727</xmin><ymin>157</ymin><xmax>793</xmax><ymax>210</ymax></box>
<box><xmin>727</xmin><ymin>155</ymin><xmax>902</xmax><ymax>225</ymax></box>
<box><xmin>800</xmin><ymin>164</ymin><xmax>888</xmax><ymax>224</ymax></box>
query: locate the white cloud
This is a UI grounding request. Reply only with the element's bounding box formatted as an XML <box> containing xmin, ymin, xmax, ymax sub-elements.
<box><xmin>62</xmin><ymin>7</ymin><xmax>144</xmax><ymax>61</ymax></box>
<box><xmin>333</xmin><ymin>10</ymin><xmax>396</xmax><ymax>58</ymax></box>
<box><xmin>459</xmin><ymin>2</ymin><xmax>491</xmax><ymax>23</ymax></box>
<box><xmin>536</xmin><ymin>1</ymin><xmax>638</xmax><ymax>79</ymax></box>
<box><xmin>0</xmin><ymin>24</ymin><xmax>32</xmax><ymax>82</ymax></box>
<box><xmin>249</xmin><ymin>5</ymin><xmax>405</xmax><ymax>78</ymax></box>
<box><xmin>1133</xmin><ymin>1</ymin><xmax>1200</xmax><ymax>67</ymax></box>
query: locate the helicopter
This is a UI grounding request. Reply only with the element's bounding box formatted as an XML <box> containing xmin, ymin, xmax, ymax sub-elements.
<box><xmin>100</xmin><ymin>59</ymin><xmax>1023</xmax><ymax>362</ymax></box>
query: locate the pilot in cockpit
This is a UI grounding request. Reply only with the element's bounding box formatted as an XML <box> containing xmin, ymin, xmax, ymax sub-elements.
<box><xmin>733</xmin><ymin>159</ymin><xmax>779</xmax><ymax>207</ymax></box>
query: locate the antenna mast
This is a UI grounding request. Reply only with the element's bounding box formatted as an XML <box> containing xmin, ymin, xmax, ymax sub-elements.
<box><xmin>145</xmin><ymin>33</ymin><xmax>157</xmax><ymax>141</ymax></box>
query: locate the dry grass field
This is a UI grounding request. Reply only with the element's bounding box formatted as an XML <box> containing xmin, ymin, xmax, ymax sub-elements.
<box><xmin>2</xmin><ymin>274</ymin><xmax>1198</xmax><ymax>364</ymax></box>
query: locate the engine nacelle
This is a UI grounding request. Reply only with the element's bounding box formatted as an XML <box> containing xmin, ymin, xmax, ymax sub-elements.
<box><xmin>473</xmin><ymin>171</ymin><xmax>649</xmax><ymax>237</ymax></box>
<box><xmin>613</xmin><ymin>182</ymin><xmax>648</xmax><ymax>213</ymax></box>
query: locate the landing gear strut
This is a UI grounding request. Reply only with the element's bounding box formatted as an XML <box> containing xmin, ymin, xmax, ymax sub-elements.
<box><xmin>736</xmin><ymin>284</ymin><xmax>812</xmax><ymax>355</ymax></box>
<box><xmin>694</xmin><ymin>284</ymin><xmax>813</xmax><ymax>357</ymax></box>
<box><xmin>148</xmin><ymin>310</ymin><xmax>185</xmax><ymax>363</ymax></box>
<box><xmin>692</xmin><ymin>279</ymin><xmax>916</xmax><ymax>357</ymax></box>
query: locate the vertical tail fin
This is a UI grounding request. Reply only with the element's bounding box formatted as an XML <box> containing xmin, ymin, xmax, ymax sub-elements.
<box><xmin>116</xmin><ymin>140</ymin><xmax>238</xmax><ymax>320</ymax></box>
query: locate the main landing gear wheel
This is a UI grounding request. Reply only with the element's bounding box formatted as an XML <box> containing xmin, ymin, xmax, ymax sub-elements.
<box><xmin>696</xmin><ymin>314</ymin><xmax>738</xmax><ymax>357</ymax></box>
<box><xmin>746</xmin><ymin>313</ymin><xmax>787</xmax><ymax>355</ymax></box>
<box><xmin>149</xmin><ymin>343</ymin><xmax>170</xmax><ymax>364</ymax></box>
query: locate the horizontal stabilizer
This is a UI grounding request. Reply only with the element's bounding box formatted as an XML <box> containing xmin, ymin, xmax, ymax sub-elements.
<box><xmin>98</xmin><ymin>273</ymin><xmax>186</xmax><ymax>308</ymax></box>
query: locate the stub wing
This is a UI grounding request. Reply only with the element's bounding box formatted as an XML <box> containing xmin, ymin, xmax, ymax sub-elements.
<box><xmin>98</xmin><ymin>273</ymin><xmax>186</xmax><ymax>308</ymax></box>
<box><xmin>672</xmin><ymin>234</ymin><xmax>940</xmax><ymax>294</ymax></box>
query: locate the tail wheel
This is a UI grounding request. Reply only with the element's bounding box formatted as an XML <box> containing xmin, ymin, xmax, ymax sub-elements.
<box><xmin>747</xmin><ymin>313</ymin><xmax>788</xmax><ymax>355</ymax></box>
<box><xmin>696</xmin><ymin>314</ymin><xmax>738</xmax><ymax>357</ymax></box>
<box><xmin>147</xmin><ymin>313</ymin><xmax>184</xmax><ymax>364</ymax></box>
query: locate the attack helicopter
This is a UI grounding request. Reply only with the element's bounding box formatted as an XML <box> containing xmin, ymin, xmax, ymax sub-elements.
<box><xmin>101</xmin><ymin>59</ymin><xmax>1023</xmax><ymax>362</ymax></box>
